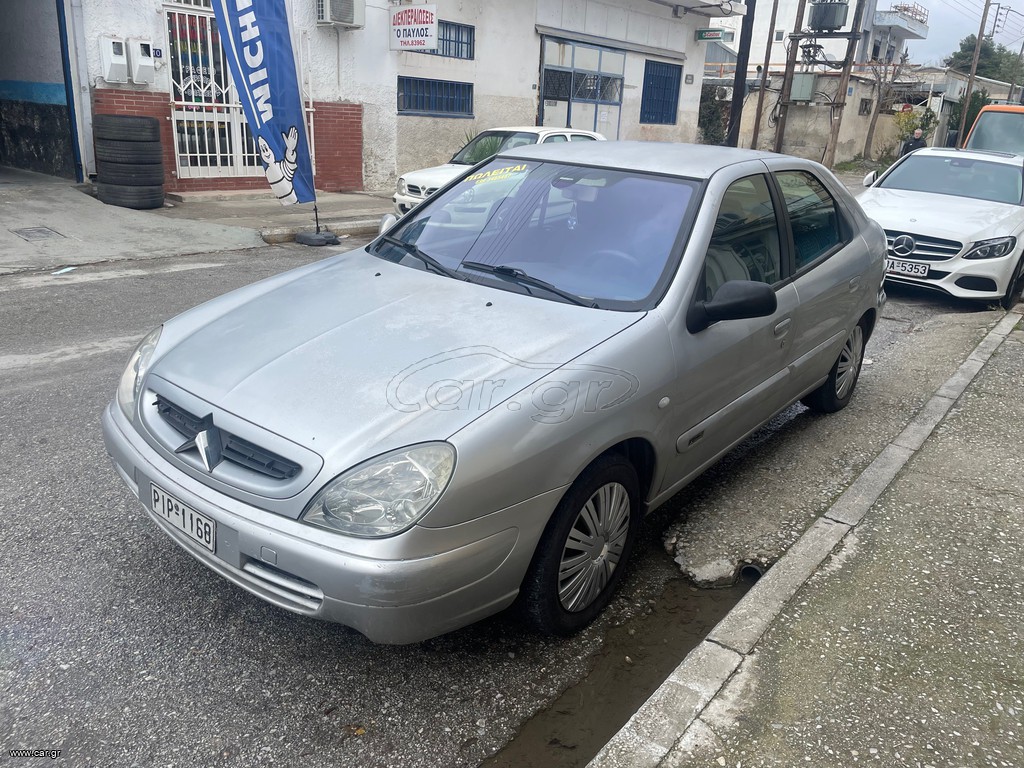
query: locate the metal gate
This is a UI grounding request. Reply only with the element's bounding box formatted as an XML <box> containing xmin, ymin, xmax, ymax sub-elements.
<box><xmin>165</xmin><ymin>0</ymin><xmax>314</xmax><ymax>180</ymax></box>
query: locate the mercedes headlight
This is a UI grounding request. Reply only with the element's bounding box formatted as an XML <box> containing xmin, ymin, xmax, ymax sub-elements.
<box><xmin>302</xmin><ymin>443</ymin><xmax>456</xmax><ymax>537</ymax></box>
<box><xmin>116</xmin><ymin>326</ymin><xmax>162</xmax><ymax>423</ymax></box>
<box><xmin>963</xmin><ymin>236</ymin><xmax>1016</xmax><ymax>260</ymax></box>
<box><xmin>397</xmin><ymin>177</ymin><xmax>408</xmax><ymax>196</ymax></box>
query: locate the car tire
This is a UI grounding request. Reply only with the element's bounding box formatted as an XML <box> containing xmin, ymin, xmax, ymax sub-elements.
<box><xmin>94</xmin><ymin>139</ymin><xmax>164</xmax><ymax>165</ymax></box>
<box><xmin>96</xmin><ymin>182</ymin><xmax>165</xmax><ymax>210</ymax></box>
<box><xmin>802</xmin><ymin>320</ymin><xmax>867</xmax><ymax>413</ymax></box>
<box><xmin>520</xmin><ymin>454</ymin><xmax>640</xmax><ymax>636</ymax></box>
<box><xmin>999</xmin><ymin>255</ymin><xmax>1024</xmax><ymax>310</ymax></box>
<box><xmin>95</xmin><ymin>160</ymin><xmax>165</xmax><ymax>186</ymax></box>
<box><xmin>93</xmin><ymin>114</ymin><xmax>162</xmax><ymax>142</ymax></box>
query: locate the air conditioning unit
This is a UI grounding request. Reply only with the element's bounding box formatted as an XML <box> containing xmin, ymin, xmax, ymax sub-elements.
<box><xmin>317</xmin><ymin>0</ymin><xmax>365</xmax><ymax>28</ymax></box>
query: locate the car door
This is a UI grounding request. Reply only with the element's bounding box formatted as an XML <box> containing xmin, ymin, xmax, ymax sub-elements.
<box><xmin>659</xmin><ymin>171</ymin><xmax>798</xmax><ymax>495</ymax></box>
<box><xmin>766</xmin><ymin>163</ymin><xmax>868</xmax><ymax>395</ymax></box>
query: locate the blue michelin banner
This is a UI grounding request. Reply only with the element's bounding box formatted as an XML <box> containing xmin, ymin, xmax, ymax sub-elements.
<box><xmin>212</xmin><ymin>0</ymin><xmax>315</xmax><ymax>204</ymax></box>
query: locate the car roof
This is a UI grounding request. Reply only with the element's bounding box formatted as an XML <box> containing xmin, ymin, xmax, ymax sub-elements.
<box><xmin>482</xmin><ymin>126</ymin><xmax>603</xmax><ymax>137</ymax></box>
<box><xmin>497</xmin><ymin>140</ymin><xmax>780</xmax><ymax>179</ymax></box>
<box><xmin>975</xmin><ymin>104</ymin><xmax>1024</xmax><ymax>114</ymax></box>
<box><xmin>907</xmin><ymin>146</ymin><xmax>1024</xmax><ymax>165</ymax></box>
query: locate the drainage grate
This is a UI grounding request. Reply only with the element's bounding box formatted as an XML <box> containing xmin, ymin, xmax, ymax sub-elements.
<box><xmin>11</xmin><ymin>227</ymin><xmax>65</xmax><ymax>242</ymax></box>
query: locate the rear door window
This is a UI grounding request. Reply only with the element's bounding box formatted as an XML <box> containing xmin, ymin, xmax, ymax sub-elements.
<box><xmin>774</xmin><ymin>171</ymin><xmax>845</xmax><ymax>270</ymax></box>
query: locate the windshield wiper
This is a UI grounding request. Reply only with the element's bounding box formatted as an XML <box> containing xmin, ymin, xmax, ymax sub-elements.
<box><xmin>461</xmin><ymin>262</ymin><xmax>599</xmax><ymax>308</ymax></box>
<box><xmin>377</xmin><ymin>234</ymin><xmax>467</xmax><ymax>280</ymax></box>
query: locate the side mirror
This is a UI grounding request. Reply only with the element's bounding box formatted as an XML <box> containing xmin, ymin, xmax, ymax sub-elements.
<box><xmin>379</xmin><ymin>213</ymin><xmax>398</xmax><ymax>235</ymax></box>
<box><xmin>863</xmin><ymin>170</ymin><xmax>878</xmax><ymax>187</ymax></box>
<box><xmin>686</xmin><ymin>280</ymin><xmax>778</xmax><ymax>333</ymax></box>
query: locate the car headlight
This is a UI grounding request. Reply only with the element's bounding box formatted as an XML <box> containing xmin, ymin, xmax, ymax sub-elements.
<box><xmin>397</xmin><ymin>177</ymin><xmax>408</xmax><ymax>196</ymax></box>
<box><xmin>302</xmin><ymin>443</ymin><xmax>456</xmax><ymax>537</ymax></box>
<box><xmin>116</xmin><ymin>326</ymin><xmax>162</xmax><ymax>423</ymax></box>
<box><xmin>963</xmin><ymin>236</ymin><xmax>1016</xmax><ymax>259</ymax></box>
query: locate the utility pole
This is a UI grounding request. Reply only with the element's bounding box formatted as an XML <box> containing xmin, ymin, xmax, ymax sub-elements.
<box><xmin>958</xmin><ymin>0</ymin><xmax>993</xmax><ymax>141</ymax></box>
<box><xmin>750</xmin><ymin>0</ymin><xmax>782</xmax><ymax>148</ymax></box>
<box><xmin>822</xmin><ymin>0</ymin><xmax>868</xmax><ymax>168</ymax></box>
<box><xmin>726</xmin><ymin>0</ymin><xmax>758</xmax><ymax>146</ymax></box>
<box><xmin>773</xmin><ymin>0</ymin><xmax>811</xmax><ymax>153</ymax></box>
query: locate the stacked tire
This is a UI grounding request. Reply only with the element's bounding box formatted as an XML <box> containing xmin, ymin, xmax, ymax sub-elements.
<box><xmin>93</xmin><ymin>115</ymin><xmax>165</xmax><ymax>210</ymax></box>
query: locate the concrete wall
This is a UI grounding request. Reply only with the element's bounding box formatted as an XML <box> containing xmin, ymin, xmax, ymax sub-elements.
<box><xmin>740</xmin><ymin>76</ymin><xmax>900</xmax><ymax>164</ymax></box>
<box><xmin>0</xmin><ymin>0</ymin><xmax>75</xmax><ymax>177</ymax></box>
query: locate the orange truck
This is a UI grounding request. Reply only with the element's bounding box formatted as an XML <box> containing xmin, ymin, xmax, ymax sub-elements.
<box><xmin>961</xmin><ymin>104</ymin><xmax>1024</xmax><ymax>153</ymax></box>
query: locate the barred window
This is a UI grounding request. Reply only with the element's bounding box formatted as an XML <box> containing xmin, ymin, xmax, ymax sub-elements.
<box><xmin>428</xmin><ymin>20</ymin><xmax>474</xmax><ymax>59</ymax></box>
<box><xmin>397</xmin><ymin>76</ymin><xmax>473</xmax><ymax>117</ymax></box>
<box><xmin>640</xmin><ymin>60</ymin><xmax>682</xmax><ymax>125</ymax></box>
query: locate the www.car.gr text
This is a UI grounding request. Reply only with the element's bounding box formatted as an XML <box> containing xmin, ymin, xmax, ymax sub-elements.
<box><xmin>8</xmin><ymin>750</ymin><xmax>61</xmax><ymax>759</ymax></box>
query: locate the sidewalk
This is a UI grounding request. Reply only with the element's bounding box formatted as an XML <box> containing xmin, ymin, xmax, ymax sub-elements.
<box><xmin>592</xmin><ymin>309</ymin><xmax>1024</xmax><ymax>767</ymax></box>
<box><xmin>157</xmin><ymin>187</ymin><xmax>393</xmax><ymax>243</ymax></box>
<box><xmin>0</xmin><ymin>166</ymin><xmax>393</xmax><ymax>276</ymax></box>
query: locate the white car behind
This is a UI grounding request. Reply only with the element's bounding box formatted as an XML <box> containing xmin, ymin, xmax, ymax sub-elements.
<box><xmin>393</xmin><ymin>126</ymin><xmax>604</xmax><ymax>214</ymax></box>
<box><xmin>858</xmin><ymin>147</ymin><xmax>1024</xmax><ymax>309</ymax></box>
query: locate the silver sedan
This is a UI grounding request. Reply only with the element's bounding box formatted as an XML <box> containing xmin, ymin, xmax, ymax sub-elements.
<box><xmin>102</xmin><ymin>142</ymin><xmax>886</xmax><ymax>644</ymax></box>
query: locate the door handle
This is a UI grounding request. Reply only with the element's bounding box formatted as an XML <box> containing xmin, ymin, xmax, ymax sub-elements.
<box><xmin>773</xmin><ymin>318</ymin><xmax>791</xmax><ymax>337</ymax></box>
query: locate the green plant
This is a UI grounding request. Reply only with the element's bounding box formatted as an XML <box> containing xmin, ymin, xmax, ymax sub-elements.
<box><xmin>698</xmin><ymin>84</ymin><xmax>729</xmax><ymax>146</ymax></box>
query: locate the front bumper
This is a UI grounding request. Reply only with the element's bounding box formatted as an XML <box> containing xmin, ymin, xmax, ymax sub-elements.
<box><xmin>101</xmin><ymin>402</ymin><xmax>560</xmax><ymax>644</ymax></box>
<box><xmin>392</xmin><ymin>192</ymin><xmax>424</xmax><ymax>215</ymax></box>
<box><xmin>885</xmin><ymin>252</ymin><xmax>1018</xmax><ymax>301</ymax></box>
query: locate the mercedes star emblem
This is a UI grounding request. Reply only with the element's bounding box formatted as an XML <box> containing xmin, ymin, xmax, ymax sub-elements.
<box><xmin>892</xmin><ymin>234</ymin><xmax>916</xmax><ymax>257</ymax></box>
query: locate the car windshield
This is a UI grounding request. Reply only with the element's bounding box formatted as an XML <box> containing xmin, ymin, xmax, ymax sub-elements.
<box><xmin>877</xmin><ymin>154</ymin><xmax>1024</xmax><ymax>205</ymax></box>
<box><xmin>965</xmin><ymin>111</ymin><xmax>1024</xmax><ymax>154</ymax></box>
<box><xmin>451</xmin><ymin>131</ymin><xmax>538</xmax><ymax>164</ymax></box>
<box><xmin>373</xmin><ymin>158</ymin><xmax>699</xmax><ymax>309</ymax></box>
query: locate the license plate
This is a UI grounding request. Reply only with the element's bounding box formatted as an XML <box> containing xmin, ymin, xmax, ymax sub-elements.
<box><xmin>151</xmin><ymin>484</ymin><xmax>216</xmax><ymax>553</ymax></box>
<box><xmin>886</xmin><ymin>258</ymin><xmax>929</xmax><ymax>277</ymax></box>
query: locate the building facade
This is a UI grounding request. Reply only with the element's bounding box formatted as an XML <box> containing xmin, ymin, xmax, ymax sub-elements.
<box><xmin>1</xmin><ymin>0</ymin><xmax>739</xmax><ymax>194</ymax></box>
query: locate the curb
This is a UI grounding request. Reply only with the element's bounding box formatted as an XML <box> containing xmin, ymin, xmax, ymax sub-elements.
<box><xmin>589</xmin><ymin>308</ymin><xmax>1024</xmax><ymax>768</ymax></box>
<box><xmin>260</xmin><ymin>217</ymin><xmax>383</xmax><ymax>244</ymax></box>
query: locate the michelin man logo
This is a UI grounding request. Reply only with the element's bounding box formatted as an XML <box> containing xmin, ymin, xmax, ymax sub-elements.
<box><xmin>258</xmin><ymin>125</ymin><xmax>300</xmax><ymax>204</ymax></box>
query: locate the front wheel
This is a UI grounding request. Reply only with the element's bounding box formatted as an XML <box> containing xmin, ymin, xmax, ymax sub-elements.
<box><xmin>999</xmin><ymin>255</ymin><xmax>1024</xmax><ymax>310</ymax></box>
<box><xmin>521</xmin><ymin>455</ymin><xmax>640</xmax><ymax>636</ymax></box>
<box><xmin>802</xmin><ymin>321</ymin><xmax>866</xmax><ymax>413</ymax></box>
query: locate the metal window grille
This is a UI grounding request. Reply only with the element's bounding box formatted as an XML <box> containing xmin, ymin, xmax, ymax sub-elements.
<box><xmin>640</xmin><ymin>60</ymin><xmax>682</xmax><ymax>125</ymax></box>
<box><xmin>428</xmin><ymin>20</ymin><xmax>474</xmax><ymax>60</ymax></box>
<box><xmin>165</xmin><ymin>1</ymin><xmax>314</xmax><ymax>179</ymax></box>
<box><xmin>397</xmin><ymin>77</ymin><xmax>473</xmax><ymax>116</ymax></box>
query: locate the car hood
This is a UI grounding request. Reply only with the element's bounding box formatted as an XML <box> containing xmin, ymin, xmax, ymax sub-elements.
<box><xmin>401</xmin><ymin>163</ymin><xmax>466</xmax><ymax>190</ymax></box>
<box><xmin>858</xmin><ymin>187</ymin><xmax>1024</xmax><ymax>241</ymax></box>
<box><xmin>150</xmin><ymin>250</ymin><xmax>641</xmax><ymax>470</ymax></box>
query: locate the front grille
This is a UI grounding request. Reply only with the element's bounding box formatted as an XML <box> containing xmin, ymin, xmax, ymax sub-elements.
<box><xmin>405</xmin><ymin>184</ymin><xmax>438</xmax><ymax>198</ymax></box>
<box><xmin>885</xmin><ymin>230</ymin><xmax>963</xmax><ymax>262</ymax></box>
<box><xmin>241</xmin><ymin>561</ymin><xmax>323</xmax><ymax>612</ymax></box>
<box><xmin>155</xmin><ymin>395</ymin><xmax>301</xmax><ymax>481</ymax></box>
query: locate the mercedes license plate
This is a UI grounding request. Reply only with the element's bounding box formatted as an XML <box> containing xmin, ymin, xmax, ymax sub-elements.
<box><xmin>886</xmin><ymin>258</ymin><xmax>929</xmax><ymax>277</ymax></box>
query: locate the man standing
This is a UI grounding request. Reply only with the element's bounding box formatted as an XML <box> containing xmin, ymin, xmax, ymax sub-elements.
<box><xmin>901</xmin><ymin>128</ymin><xmax>927</xmax><ymax>156</ymax></box>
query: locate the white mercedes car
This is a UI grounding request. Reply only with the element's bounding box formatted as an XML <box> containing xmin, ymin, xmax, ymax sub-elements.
<box><xmin>393</xmin><ymin>126</ymin><xmax>604</xmax><ymax>214</ymax></box>
<box><xmin>858</xmin><ymin>147</ymin><xmax>1024</xmax><ymax>309</ymax></box>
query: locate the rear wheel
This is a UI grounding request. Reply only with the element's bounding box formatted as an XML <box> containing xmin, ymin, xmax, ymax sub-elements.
<box><xmin>521</xmin><ymin>455</ymin><xmax>640</xmax><ymax>636</ymax></box>
<box><xmin>802</xmin><ymin>321</ymin><xmax>866</xmax><ymax>413</ymax></box>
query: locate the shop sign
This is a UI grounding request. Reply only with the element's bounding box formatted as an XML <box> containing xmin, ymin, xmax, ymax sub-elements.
<box><xmin>390</xmin><ymin>4</ymin><xmax>438</xmax><ymax>51</ymax></box>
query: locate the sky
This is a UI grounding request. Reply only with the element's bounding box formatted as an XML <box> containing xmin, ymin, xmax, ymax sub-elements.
<box><xmin>909</xmin><ymin>0</ymin><xmax>1024</xmax><ymax>66</ymax></box>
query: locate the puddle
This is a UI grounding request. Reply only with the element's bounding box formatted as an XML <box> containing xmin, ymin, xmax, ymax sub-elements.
<box><xmin>483</xmin><ymin>576</ymin><xmax>751</xmax><ymax>768</ymax></box>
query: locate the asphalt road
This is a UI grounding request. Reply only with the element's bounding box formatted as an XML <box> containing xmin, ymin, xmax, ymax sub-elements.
<box><xmin>0</xmin><ymin>240</ymin><xmax>999</xmax><ymax>767</ymax></box>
